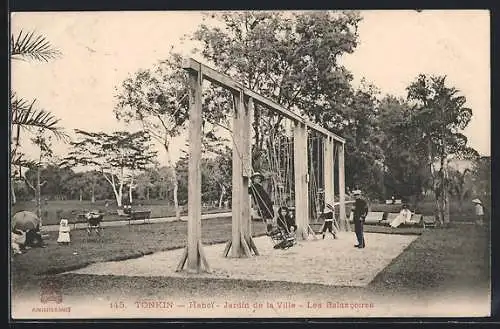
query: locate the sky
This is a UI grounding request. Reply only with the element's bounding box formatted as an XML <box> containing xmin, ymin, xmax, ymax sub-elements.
<box><xmin>11</xmin><ymin>10</ymin><xmax>491</xmax><ymax>167</ymax></box>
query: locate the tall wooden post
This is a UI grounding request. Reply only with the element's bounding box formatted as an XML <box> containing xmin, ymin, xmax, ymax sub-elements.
<box><xmin>244</xmin><ymin>98</ymin><xmax>254</xmax><ymax>239</ymax></box>
<box><xmin>294</xmin><ymin>123</ymin><xmax>315</xmax><ymax>240</ymax></box>
<box><xmin>338</xmin><ymin>142</ymin><xmax>348</xmax><ymax>231</ymax></box>
<box><xmin>331</xmin><ymin>141</ymin><xmax>335</xmax><ymax>208</ymax></box>
<box><xmin>176</xmin><ymin>63</ymin><xmax>210</xmax><ymax>273</ymax></box>
<box><xmin>323</xmin><ymin>137</ymin><xmax>334</xmax><ymax>207</ymax></box>
<box><xmin>223</xmin><ymin>92</ymin><xmax>258</xmax><ymax>257</ymax></box>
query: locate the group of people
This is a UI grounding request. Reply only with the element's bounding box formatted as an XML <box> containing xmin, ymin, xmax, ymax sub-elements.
<box><xmin>11</xmin><ymin>211</ymin><xmax>74</xmax><ymax>256</ymax></box>
<box><xmin>11</xmin><ymin>211</ymin><xmax>47</xmax><ymax>255</ymax></box>
<box><xmin>249</xmin><ymin>172</ymin><xmax>370</xmax><ymax>249</ymax></box>
<box><xmin>249</xmin><ymin>172</ymin><xmax>297</xmax><ymax>234</ymax></box>
<box><xmin>388</xmin><ymin>198</ymin><xmax>486</xmax><ymax>228</ymax></box>
<box><xmin>316</xmin><ymin>189</ymin><xmax>369</xmax><ymax>248</ymax></box>
<box><xmin>11</xmin><ymin>228</ymin><xmax>45</xmax><ymax>254</ymax></box>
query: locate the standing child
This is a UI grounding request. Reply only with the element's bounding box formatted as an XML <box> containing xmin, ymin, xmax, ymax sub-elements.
<box><xmin>57</xmin><ymin>219</ymin><xmax>71</xmax><ymax>245</ymax></box>
<box><xmin>320</xmin><ymin>203</ymin><xmax>337</xmax><ymax>239</ymax></box>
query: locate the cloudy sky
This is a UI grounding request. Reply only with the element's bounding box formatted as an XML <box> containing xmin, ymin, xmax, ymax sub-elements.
<box><xmin>11</xmin><ymin>10</ymin><xmax>490</xmax><ymax>166</ymax></box>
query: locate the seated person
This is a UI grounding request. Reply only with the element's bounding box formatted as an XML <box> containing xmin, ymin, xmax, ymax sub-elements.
<box><xmin>11</xmin><ymin>229</ymin><xmax>26</xmax><ymax>254</ymax></box>
<box><xmin>25</xmin><ymin>228</ymin><xmax>45</xmax><ymax>248</ymax></box>
<box><xmin>277</xmin><ymin>206</ymin><xmax>297</xmax><ymax>234</ymax></box>
<box><xmin>390</xmin><ymin>204</ymin><xmax>412</xmax><ymax>228</ymax></box>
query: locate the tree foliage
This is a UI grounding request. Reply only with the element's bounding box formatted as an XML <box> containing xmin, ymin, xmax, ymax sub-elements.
<box><xmin>63</xmin><ymin>130</ymin><xmax>157</xmax><ymax>207</ymax></box>
<box><xmin>192</xmin><ymin>11</ymin><xmax>361</xmax><ymax>163</ymax></box>
<box><xmin>10</xmin><ymin>30</ymin><xmax>67</xmax><ymax>206</ymax></box>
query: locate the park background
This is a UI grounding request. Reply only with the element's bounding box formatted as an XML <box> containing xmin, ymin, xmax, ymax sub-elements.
<box><xmin>10</xmin><ymin>10</ymin><xmax>491</xmax><ymax>318</ymax></box>
<box><xmin>11</xmin><ymin>10</ymin><xmax>490</xmax><ymax>226</ymax></box>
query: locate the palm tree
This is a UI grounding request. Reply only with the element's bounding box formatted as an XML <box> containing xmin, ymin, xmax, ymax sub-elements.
<box><xmin>10</xmin><ymin>30</ymin><xmax>68</xmax><ymax>204</ymax></box>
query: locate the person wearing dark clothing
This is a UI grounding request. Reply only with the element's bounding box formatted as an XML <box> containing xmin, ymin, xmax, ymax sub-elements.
<box><xmin>249</xmin><ymin>172</ymin><xmax>274</xmax><ymax>221</ymax></box>
<box><xmin>319</xmin><ymin>203</ymin><xmax>337</xmax><ymax>239</ymax></box>
<box><xmin>352</xmin><ymin>190</ymin><xmax>368</xmax><ymax>248</ymax></box>
<box><xmin>277</xmin><ymin>206</ymin><xmax>296</xmax><ymax>233</ymax></box>
<box><xmin>24</xmin><ymin>229</ymin><xmax>44</xmax><ymax>248</ymax></box>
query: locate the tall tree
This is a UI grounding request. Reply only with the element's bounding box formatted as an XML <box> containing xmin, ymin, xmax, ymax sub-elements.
<box><xmin>63</xmin><ymin>130</ymin><xmax>157</xmax><ymax>207</ymax></box>
<box><xmin>340</xmin><ymin>81</ymin><xmax>385</xmax><ymax>199</ymax></box>
<box><xmin>114</xmin><ymin>54</ymin><xmax>189</xmax><ymax>220</ymax></box>
<box><xmin>377</xmin><ymin>95</ymin><xmax>430</xmax><ymax>202</ymax></box>
<box><xmin>23</xmin><ymin>130</ymin><xmax>53</xmax><ymax>221</ymax></box>
<box><xmin>191</xmin><ymin>11</ymin><xmax>361</xmax><ymax>164</ymax></box>
<box><xmin>406</xmin><ymin>74</ymin><xmax>478</xmax><ymax>225</ymax></box>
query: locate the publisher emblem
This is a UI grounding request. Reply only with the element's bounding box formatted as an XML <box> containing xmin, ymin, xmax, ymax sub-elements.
<box><xmin>40</xmin><ymin>279</ymin><xmax>63</xmax><ymax>304</ymax></box>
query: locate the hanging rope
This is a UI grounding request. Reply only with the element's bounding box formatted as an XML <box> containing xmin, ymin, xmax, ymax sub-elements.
<box><xmin>204</xmin><ymin>98</ymin><xmax>326</xmax><ymax>235</ymax></box>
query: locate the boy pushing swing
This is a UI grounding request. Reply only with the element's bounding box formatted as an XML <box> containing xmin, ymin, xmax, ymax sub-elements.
<box><xmin>320</xmin><ymin>203</ymin><xmax>337</xmax><ymax>239</ymax></box>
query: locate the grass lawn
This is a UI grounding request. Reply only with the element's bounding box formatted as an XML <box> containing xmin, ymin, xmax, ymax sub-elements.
<box><xmin>13</xmin><ymin>197</ymin><xmax>486</xmax><ymax>227</ymax></box>
<box><xmin>11</xmin><ymin>215</ymin><xmax>489</xmax><ymax>310</ymax></box>
<box><xmin>12</xmin><ymin>200</ymin><xmax>230</xmax><ymax>226</ymax></box>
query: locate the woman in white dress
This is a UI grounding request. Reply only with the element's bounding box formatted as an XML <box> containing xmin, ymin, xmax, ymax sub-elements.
<box><xmin>390</xmin><ymin>204</ymin><xmax>412</xmax><ymax>228</ymax></box>
<box><xmin>57</xmin><ymin>219</ymin><xmax>71</xmax><ymax>245</ymax></box>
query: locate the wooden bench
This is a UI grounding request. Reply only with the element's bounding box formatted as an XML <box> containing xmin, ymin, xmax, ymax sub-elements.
<box><xmin>422</xmin><ymin>215</ymin><xmax>436</xmax><ymax>228</ymax></box>
<box><xmin>128</xmin><ymin>210</ymin><xmax>152</xmax><ymax>225</ymax></box>
<box><xmin>348</xmin><ymin>211</ymin><xmax>384</xmax><ymax>224</ymax></box>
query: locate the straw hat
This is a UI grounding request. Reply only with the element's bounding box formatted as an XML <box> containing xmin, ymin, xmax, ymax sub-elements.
<box><xmin>472</xmin><ymin>199</ymin><xmax>482</xmax><ymax>204</ymax></box>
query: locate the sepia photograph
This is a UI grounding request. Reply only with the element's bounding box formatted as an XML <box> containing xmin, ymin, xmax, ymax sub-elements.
<box><xmin>9</xmin><ymin>9</ymin><xmax>491</xmax><ymax>319</ymax></box>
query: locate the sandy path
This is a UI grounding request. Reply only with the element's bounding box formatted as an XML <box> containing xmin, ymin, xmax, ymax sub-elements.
<box><xmin>69</xmin><ymin>232</ymin><xmax>417</xmax><ymax>287</ymax></box>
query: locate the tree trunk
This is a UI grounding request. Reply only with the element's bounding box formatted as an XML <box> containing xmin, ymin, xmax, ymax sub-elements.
<box><xmin>11</xmin><ymin>183</ymin><xmax>16</xmax><ymax>205</ymax></box>
<box><xmin>36</xmin><ymin>166</ymin><xmax>42</xmax><ymax>222</ymax></box>
<box><xmin>218</xmin><ymin>184</ymin><xmax>226</xmax><ymax>208</ymax></box>
<box><xmin>173</xmin><ymin>175</ymin><xmax>180</xmax><ymax>220</ymax></box>
<box><xmin>106</xmin><ymin>174</ymin><xmax>123</xmax><ymax>208</ymax></box>
<box><xmin>442</xmin><ymin>166</ymin><xmax>450</xmax><ymax>225</ymax></box>
<box><xmin>146</xmin><ymin>186</ymin><xmax>150</xmax><ymax>201</ymax></box>
<box><xmin>91</xmin><ymin>184</ymin><xmax>95</xmax><ymax>203</ymax></box>
<box><xmin>164</xmin><ymin>143</ymin><xmax>181</xmax><ymax>221</ymax></box>
<box><xmin>444</xmin><ymin>187</ymin><xmax>450</xmax><ymax>225</ymax></box>
<box><xmin>128</xmin><ymin>177</ymin><xmax>134</xmax><ymax>204</ymax></box>
<box><xmin>79</xmin><ymin>189</ymin><xmax>83</xmax><ymax>202</ymax></box>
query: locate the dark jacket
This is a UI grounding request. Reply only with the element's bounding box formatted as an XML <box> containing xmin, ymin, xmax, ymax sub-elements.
<box><xmin>249</xmin><ymin>183</ymin><xmax>274</xmax><ymax>220</ymax></box>
<box><xmin>353</xmin><ymin>198</ymin><xmax>369</xmax><ymax>221</ymax></box>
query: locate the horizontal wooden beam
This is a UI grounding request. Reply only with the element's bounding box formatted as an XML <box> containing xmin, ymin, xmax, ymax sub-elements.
<box><xmin>182</xmin><ymin>57</ymin><xmax>345</xmax><ymax>144</ymax></box>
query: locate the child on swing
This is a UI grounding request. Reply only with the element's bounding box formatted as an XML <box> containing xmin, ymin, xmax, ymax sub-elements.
<box><xmin>277</xmin><ymin>206</ymin><xmax>296</xmax><ymax>235</ymax></box>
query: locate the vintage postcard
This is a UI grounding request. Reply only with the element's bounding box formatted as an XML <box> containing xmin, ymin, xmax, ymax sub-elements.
<box><xmin>10</xmin><ymin>10</ymin><xmax>491</xmax><ymax>319</ymax></box>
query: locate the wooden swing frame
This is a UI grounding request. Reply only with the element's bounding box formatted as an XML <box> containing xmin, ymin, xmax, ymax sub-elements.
<box><xmin>176</xmin><ymin>58</ymin><xmax>347</xmax><ymax>273</ymax></box>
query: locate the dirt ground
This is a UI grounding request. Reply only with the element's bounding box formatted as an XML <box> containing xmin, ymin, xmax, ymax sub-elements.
<box><xmin>68</xmin><ymin>232</ymin><xmax>418</xmax><ymax>287</ymax></box>
<box><xmin>10</xmin><ymin>221</ymin><xmax>491</xmax><ymax>319</ymax></box>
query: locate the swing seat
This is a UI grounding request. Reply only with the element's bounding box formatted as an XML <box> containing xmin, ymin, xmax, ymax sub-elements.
<box><xmin>268</xmin><ymin>226</ymin><xmax>296</xmax><ymax>249</ymax></box>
